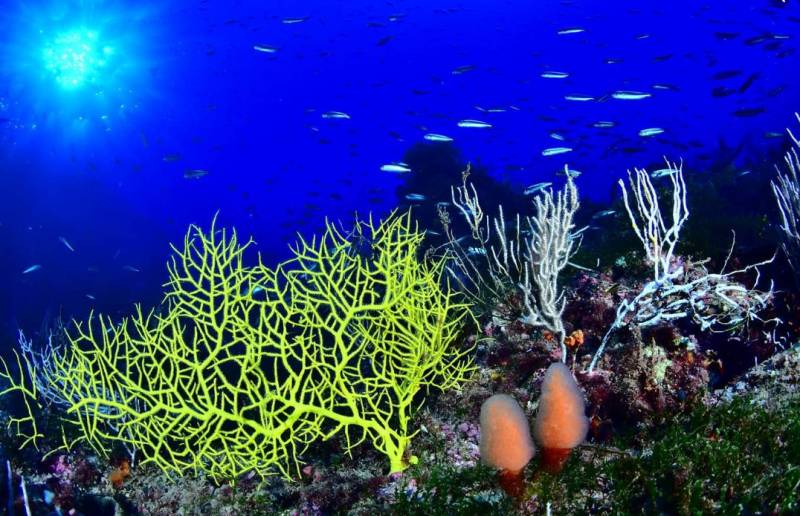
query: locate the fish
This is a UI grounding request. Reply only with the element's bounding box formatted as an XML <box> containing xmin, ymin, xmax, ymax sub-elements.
<box><xmin>732</xmin><ymin>107</ymin><xmax>765</xmax><ymax>117</ymax></box>
<box><xmin>712</xmin><ymin>69</ymin><xmax>742</xmax><ymax>80</ymax></box>
<box><xmin>424</xmin><ymin>133</ymin><xmax>453</xmax><ymax>142</ymax></box>
<box><xmin>652</xmin><ymin>83</ymin><xmax>680</xmax><ymax>91</ymax></box>
<box><xmin>639</xmin><ymin>127</ymin><xmax>665</xmax><ymax>137</ymax></box>
<box><xmin>162</xmin><ymin>154</ymin><xmax>182</xmax><ymax>162</ymax></box>
<box><xmin>744</xmin><ymin>35</ymin><xmax>768</xmax><ymax>46</ymax></box>
<box><xmin>564</xmin><ymin>94</ymin><xmax>595</xmax><ymax>102</ymax></box>
<box><xmin>58</xmin><ymin>237</ymin><xmax>75</xmax><ymax>252</ymax></box>
<box><xmin>524</xmin><ymin>182</ymin><xmax>552</xmax><ymax>195</ymax></box>
<box><xmin>650</xmin><ymin>168</ymin><xmax>677</xmax><ymax>178</ymax></box>
<box><xmin>242</xmin><ymin>284</ymin><xmax>266</xmax><ymax>296</ymax></box>
<box><xmin>711</xmin><ymin>86</ymin><xmax>736</xmax><ymax>97</ymax></box>
<box><xmin>86</xmin><ymin>294</ymin><xmax>96</xmax><ymax>300</ymax></box>
<box><xmin>451</xmin><ymin>64</ymin><xmax>477</xmax><ymax>75</ymax></box>
<box><xmin>557</xmin><ymin>27</ymin><xmax>585</xmax><ymax>35</ymax></box>
<box><xmin>380</xmin><ymin>162</ymin><xmax>412</xmax><ymax>173</ymax></box>
<box><xmin>593</xmin><ymin>121</ymin><xmax>616</xmax><ymax>128</ymax></box>
<box><xmin>541</xmin><ymin>71</ymin><xmax>569</xmax><ymax>79</ymax></box>
<box><xmin>282</xmin><ymin>16</ymin><xmax>309</xmax><ymax>24</ymax></box>
<box><xmin>184</xmin><ymin>169</ymin><xmax>209</xmax><ymax>179</ymax></box>
<box><xmin>457</xmin><ymin>119</ymin><xmax>492</xmax><ymax>129</ymax></box>
<box><xmin>764</xmin><ymin>131</ymin><xmax>785</xmax><ymax>139</ymax></box>
<box><xmin>592</xmin><ymin>210</ymin><xmax>616</xmax><ymax>219</ymax></box>
<box><xmin>612</xmin><ymin>90</ymin><xmax>651</xmax><ymax>100</ymax></box>
<box><xmin>738</xmin><ymin>73</ymin><xmax>759</xmax><ymax>93</ymax></box>
<box><xmin>549</xmin><ymin>132</ymin><xmax>566</xmax><ymax>141</ymax></box>
<box><xmin>767</xmin><ymin>85</ymin><xmax>786</xmax><ymax>97</ymax></box>
<box><xmin>322</xmin><ymin>111</ymin><xmax>350</xmax><ymax>119</ymax></box>
<box><xmin>253</xmin><ymin>44</ymin><xmax>279</xmax><ymax>53</ymax></box>
<box><xmin>467</xmin><ymin>247</ymin><xmax>487</xmax><ymax>256</ymax></box>
<box><xmin>557</xmin><ymin>168</ymin><xmax>582</xmax><ymax>178</ymax></box>
<box><xmin>122</xmin><ymin>265</ymin><xmax>141</xmax><ymax>272</ymax></box>
<box><xmin>22</xmin><ymin>264</ymin><xmax>41</xmax><ymax>274</ymax></box>
<box><xmin>475</xmin><ymin>106</ymin><xmax>507</xmax><ymax>113</ymax></box>
<box><xmin>541</xmin><ymin>147</ymin><xmax>573</xmax><ymax>156</ymax></box>
<box><xmin>405</xmin><ymin>193</ymin><xmax>426</xmax><ymax>201</ymax></box>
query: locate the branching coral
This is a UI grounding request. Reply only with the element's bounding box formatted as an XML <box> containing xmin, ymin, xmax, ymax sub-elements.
<box><xmin>588</xmin><ymin>160</ymin><xmax>774</xmax><ymax>373</ymax></box>
<box><xmin>1</xmin><ymin>211</ymin><xmax>475</xmax><ymax>480</ymax></box>
<box><xmin>771</xmin><ymin>112</ymin><xmax>800</xmax><ymax>278</ymax></box>
<box><xmin>443</xmin><ymin>164</ymin><xmax>581</xmax><ymax>361</ymax></box>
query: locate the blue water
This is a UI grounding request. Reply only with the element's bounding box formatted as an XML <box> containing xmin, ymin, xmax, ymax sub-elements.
<box><xmin>1</xmin><ymin>0</ymin><xmax>798</xmax><ymax>339</ymax></box>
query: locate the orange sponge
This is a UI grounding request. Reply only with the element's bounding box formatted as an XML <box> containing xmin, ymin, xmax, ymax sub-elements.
<box><xmin>533</xmin><ymin>362</ymin><xmax>588</xmax><ymax>471</ymax></box>
<box><xmin>479</xmin><ymin>394</ymin><xmax>535</xmax><ymax>474</ymax></box>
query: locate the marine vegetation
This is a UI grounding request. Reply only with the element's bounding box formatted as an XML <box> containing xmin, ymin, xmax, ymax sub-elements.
<box><xmin>0</xmin><ymin>210</ymin><xmax>476</xmax><ymax>482</ymax></box>
<box><xmin>2</xmin><ymin>124</ymin><xmax>800</xmax><ymax>514</ymax></box>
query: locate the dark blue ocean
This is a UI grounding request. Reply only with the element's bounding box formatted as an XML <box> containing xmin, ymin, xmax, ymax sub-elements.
<box><xmin>1</xmin><ymin>0</ymin><xmax>798</xmax><ymax>341</ymax></box>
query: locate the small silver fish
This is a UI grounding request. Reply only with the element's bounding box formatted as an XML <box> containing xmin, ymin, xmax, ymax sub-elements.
<box><xmin>184</xmin><ymin>169</ymin><xmax>209</xmax><ymax>179</ymax></box>
<box><xmin>559</xmin><ymin>168</ymin><xmax>582</xmax><ymax>178</ymax></box>
<box><xmin>612</xmin><ymin>90</ymin><xmax>652</xmax><ymax>100</ymax></box>
<box><xmin>405</xmin><ymin>193</ymin><xmax>426</xmax><ymax>201</ymax></box>
<box><xmin>524</xmin><ymin>182</ymin><xmax>552</xmax><ymax>195</ymax></box>
<box><xmin>542</xmin><ymin>146</ymin><xmax>573</xmax><ymax>156</ymax></box>
<box><xmin>59</xmin><ymin>236</ymin><xmax>75</xmax><ymax>252</ymax></box>
<box><xmin>564</xmin><ymin>94</ymin><xmax>595</xmax><ymax>102</ymax></box>
<box><xmin>457</xmin><ymin>119</ymin><xmax>492</xmax><ymax>129</ymax></box>
<box><xmin>650</xmin><ymin>167</ymin><xmax>677</xmax><ymax>178</ymax></box>
<box><xmin>592</xmin><ymin>209</ymin><xmax>616</xmax><ymax>219</ymax></box>
<box><xmin>282</xmin><ymin>16</ymin><xmax>309</xmax><ymax>24</ymax></box>
<box><xmin>541</xmin><ymin>71</ymin><xmax>569</xmax><ymax>79</ymax></box>
<box><xmin>380</xmin><ymin>162</ymin><xmax>412</xmax><ymax>173</ymax></box>
<box><xmin>638</xmin><ymin>127</ymin><xmax>664</xmax><ymax>137</ymax></box>
<box><xmin>122</xmin><ymin>265</ymin><xmax>141</xmax><ymax>272</ymax></box>
<box><xmin>549</xmin><ymin>132</ymin><xmax>566</xmax><ymax>141</ymax></box>
<box><xmin>22</xmin><ymin>264</ymin><xmax>41</xmax><ymax>274</ymax></box>
<box><xmin>594</xmin><ymin>121</ymin><xmax>616</xmax><ymax>128</ymax></box>
<box><xmin>322</xmin><ymin>111</ymin><xmax>350</xmax><ymax>119</ymax></box>
<box><xmin>86</xmin><ymin>294</ymin><xmax>96</xmax><ymax>300</ymax></box>
<box><xmin>557</xmin><ymin>27</ymin><xmax>585</xmax><ymax>35</ymax></box>
<box><xmin>452</xmin><ymin>64</ymin><xmax>477</xmax><ymax>75</ymax></box>
<box><xmin>424</xmin><ymin>133</ymin><xmax>453</xmax><ymax>142</ymax></box>
<box><xmin>243</xmin><ymin>284</ymin><xmax>265</xmax><ymax>296</ymax></box>
<box><xmin>253</xmin><ymin>44</ymin><xmax>279</xmax><ymax>53</ymax></box>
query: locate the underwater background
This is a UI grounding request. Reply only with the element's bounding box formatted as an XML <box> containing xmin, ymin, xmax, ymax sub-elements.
<box><xmin>1</xmin><ymin>0</ymin><xmax>799</xmax><ymax>342</ymax></box>
<box><xmin>2</xmin><ymin>1</ymin><xmax>800</xmax><ymax>513</ymax></box>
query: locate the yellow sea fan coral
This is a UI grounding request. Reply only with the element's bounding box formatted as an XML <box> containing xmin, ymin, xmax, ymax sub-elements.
<box><xmin>2</xmin><ymin>211</ymin><xmax>475</xmax><ymax>480</ymax></box>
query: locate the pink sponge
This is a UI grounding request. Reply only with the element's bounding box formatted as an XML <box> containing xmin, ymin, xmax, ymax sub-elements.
<box><xmin>533</xmin><ymin>362</ymin><xmax>589</xmax><ymax>463</ymax></box>
<box><xmin>479</xmin><ymin>394</ymin><xmax>535</xmax><ymax>473</ymax></box>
